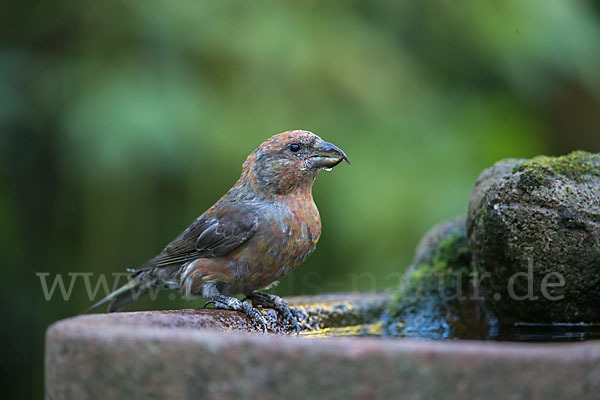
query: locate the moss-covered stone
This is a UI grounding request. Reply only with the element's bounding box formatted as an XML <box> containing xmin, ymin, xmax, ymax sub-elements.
<box><xmin>384</xmin><ymin>217</ymin><xmax>490</xmax><ymax>339</ymax></box>
<box><xmin>468</xmin><ymin>152</ymin><xmax>600</xmax><ymax>324</ymax></box>
<box><xmin>513</xmin><ymin>151</ymin><xmax>600</xmax><ymax>184</ymax></box>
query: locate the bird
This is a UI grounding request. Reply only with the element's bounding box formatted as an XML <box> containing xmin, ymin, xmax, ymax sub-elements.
<box><xmin>86</xmin><ymin>130</ymin><xmax>350</xmax><ymax>333</ymax></box>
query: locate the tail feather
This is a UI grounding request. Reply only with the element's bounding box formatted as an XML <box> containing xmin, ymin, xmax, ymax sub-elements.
<box><xmin>84</xmin><ymin>275</ymin><xmax>156</xmax><ymax>313</ymax></box>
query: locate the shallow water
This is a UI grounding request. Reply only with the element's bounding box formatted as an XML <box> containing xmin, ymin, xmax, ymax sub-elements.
<box><xmin>300</xmin><ymin>322</ymin><xmax>600</xmax><ymax>342</ymax></box>
<box><xmin>486</xmin><ymin>322</ymin><xmax>600</xmax><ymax>342</ymax></box>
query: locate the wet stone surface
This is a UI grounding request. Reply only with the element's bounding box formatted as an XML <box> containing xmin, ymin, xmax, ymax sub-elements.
<box><xmin>383</xmin><ymin>217</ymin><xmax>492</xmax><ymax>339</ymax></box>
<box><xmin>384</xmin><ymin>152</ymin><xmax>600</xmax><ymax>339</ymax></box>
<box><xmin>57</xmin><ymin>292</ymin><xmax>391</xmax><ymax>336</ymax></box>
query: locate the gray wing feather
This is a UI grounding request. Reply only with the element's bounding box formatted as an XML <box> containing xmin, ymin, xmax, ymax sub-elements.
<box><xmin>142</xmin><ymin>202</ymin><xmax>259</xmax><ymax>268</ymax></box>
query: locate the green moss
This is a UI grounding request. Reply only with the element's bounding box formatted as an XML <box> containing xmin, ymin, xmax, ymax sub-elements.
<box><xmin>512</xmin><ymin>151</ymin><xmax>600</xmax><ymax>186</ymax></box>
<box><xmin>385</xmin><ymin>218</ymin><xmax>492</xmax><ymax>338</ymax></box>
<box><xmin>435</xmin><ymin>232</ymin><xmax>471</xmax><ymax>269</ymax></box>
<box><xmin>516</xmin><ymin>168</ymin><xmax>551</xmax><ymax>192</ymax></box>
<box><xmin>387</xmin><ymin>231</ymin><xmax>472</xmax><ymax>316</ymax></box>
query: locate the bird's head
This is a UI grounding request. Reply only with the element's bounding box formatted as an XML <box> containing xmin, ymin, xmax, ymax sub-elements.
<box><xmin>241</xmin><ymin>130</ymin><xmax>350</xmax><ymax>197</ymax></box>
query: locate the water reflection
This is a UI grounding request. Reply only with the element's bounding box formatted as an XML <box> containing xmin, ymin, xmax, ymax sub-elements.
<box><xmin>302</xmin><ymin>321</ymin><xmax>600</xmax><ymax>342</ymax></box>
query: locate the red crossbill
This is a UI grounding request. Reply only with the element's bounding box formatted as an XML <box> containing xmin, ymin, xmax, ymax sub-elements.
<box><xmin>87</xmin><ymin>130</ymin><xmax>349</xmax><ymax>332</ymax></box>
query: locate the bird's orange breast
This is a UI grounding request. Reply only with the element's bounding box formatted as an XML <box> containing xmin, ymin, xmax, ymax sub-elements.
<box><xmin>281</xmin><ymin>189</ymin><xmax>322</xmax><ymax>252</ymax></box>
<box><xmin>183</xmin><ymin>190</ymin><xmax>321</xmax><ymax>295</ymax></box>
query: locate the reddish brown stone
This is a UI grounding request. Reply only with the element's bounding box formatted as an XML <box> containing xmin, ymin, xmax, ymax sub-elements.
<box><xmin>46</xmin><ymin>294</ymin><xmax>600</xmax><ymax>399</ymax></box>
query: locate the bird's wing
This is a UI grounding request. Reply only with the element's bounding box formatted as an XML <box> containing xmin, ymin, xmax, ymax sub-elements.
<box><xmin>143</xmin><ymin>201</ymin><xmax>259</xmax><ymax>268</ymax></box>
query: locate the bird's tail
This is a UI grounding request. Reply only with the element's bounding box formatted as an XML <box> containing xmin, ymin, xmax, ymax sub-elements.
<box><xmin>84</xmin><ymin>271</ymin><xmax>158</xmax><ymax>313</ymax></box>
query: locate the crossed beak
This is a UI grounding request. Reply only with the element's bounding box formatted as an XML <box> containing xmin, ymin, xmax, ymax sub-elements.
<box><xmin>310</xmin><ymin>141</ymin><xmax>350</xmax><ymax>169</ymax></box>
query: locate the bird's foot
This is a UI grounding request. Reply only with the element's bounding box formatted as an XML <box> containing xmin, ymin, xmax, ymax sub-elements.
<box><xmin>203</xmin><ymin>294</ymin><xmax>267</xmax><ymax>333</ymax></box>
<box><xmin>246</xmin><ymin>291</ymin><xmax>308</xmax><ymax>334</ymax></box>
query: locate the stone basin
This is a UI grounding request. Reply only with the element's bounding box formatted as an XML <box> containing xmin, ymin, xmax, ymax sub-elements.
<box><xmin>46</xmin><ymin>293</ymin><xmax>600</xmax><ymax>399</ymax></box>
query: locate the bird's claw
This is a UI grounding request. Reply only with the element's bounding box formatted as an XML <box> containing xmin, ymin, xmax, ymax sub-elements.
<box><xmin>242</xmin><ymin>303</ymin><xmax>267</xmax><ymax>333</ymax></box>
<box><xmin>284</xmin><ymin>310</ymin><xmax>302</xmax><ymax>334</ymax></box>
<box><xmin>204</xmin><ymin>294</ymin><xmax>267</xmax><ymax>333</ymax></box>
<box><xmin>203</xmin><ymin>300</ymin><xmax>216</xmax><ymax>308</ymax></box>
<box><xmin>247</xmin><ymin>291</ymin><xmax>308</xmax><ymax>335</ymax></box>
<box><xmin>290</xmin><ymin>307</ymin><xmax>310</xmax><ymax>327</ymax></box>
<box><xmin>276</xmin><ymin>305</ymin><xmax>308</xmax><ymax>334</ymax></box>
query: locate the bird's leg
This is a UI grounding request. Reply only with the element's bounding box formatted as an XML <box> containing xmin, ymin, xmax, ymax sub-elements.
<box><xmin>203</xmin><ymin>294</ymin><xmax>267</xmax><ymax>333</ymax></box>
<box><xmin>246</xmin><ymin>291</ymin><xmax>308</xmax><ymax>334</ymax></box>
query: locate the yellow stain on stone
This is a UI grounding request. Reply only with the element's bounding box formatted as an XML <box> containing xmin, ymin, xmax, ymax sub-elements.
<box><xmin>300</xmin><ymin>321</ymin><xmax>384</xmax><ymax>338</ymax></box>
<box><xmin>293</xmin><ymin>301</ymin><xmax>355</xmax><ymax>312</ymax></box>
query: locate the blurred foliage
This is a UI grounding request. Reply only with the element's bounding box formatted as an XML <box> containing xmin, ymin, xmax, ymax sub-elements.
<box><xmin>1</xmin><ymin>0</ymin><xmax>600</xmax><ymax>398</ymax></box>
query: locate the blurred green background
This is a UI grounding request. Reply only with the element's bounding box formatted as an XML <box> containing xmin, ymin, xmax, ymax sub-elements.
<box><xmin>2</xmin><ymin>0</ymin><xmax>600</xmax><ymax>398</ymax></box>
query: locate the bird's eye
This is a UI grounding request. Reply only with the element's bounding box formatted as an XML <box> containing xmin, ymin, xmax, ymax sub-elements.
<box><xmin>289</xmin><ymin>143</ymin><xmax>301</xmax><ymax>152</ymax></box>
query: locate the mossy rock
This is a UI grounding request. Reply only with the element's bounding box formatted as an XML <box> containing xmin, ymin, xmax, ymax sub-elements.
<box><xmin>384</xmin><ymin>217</ymin><xmax>490</xmax><ymax>339</ymax></box>
<box><xmin>467</xmin><ymin>152</ymin><xmax>600</xmax><ymax>324</ymax></box>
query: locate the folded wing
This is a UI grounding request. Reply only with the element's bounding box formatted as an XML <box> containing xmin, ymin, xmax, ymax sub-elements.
<box><xmin>143</xmin><ymin>201</ymin><xmax>259</xmax><ymax>268</ymax></box>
